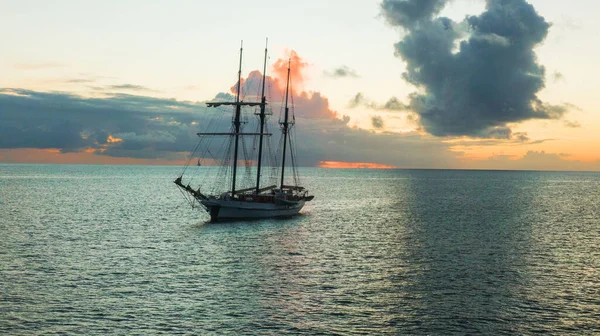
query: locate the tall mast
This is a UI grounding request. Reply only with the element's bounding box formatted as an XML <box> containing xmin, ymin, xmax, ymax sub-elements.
<box><xmin>255</xmin><ymin>38</ymin><xmax>268</xmax><ymax>194</ymax></box>
<box><xmin>280</xmin><ymin>59</ymin><xmax>291</xmax><ymax>189</ymax></box>
<box><xmin>231</xmin><ymin>41</ymin><xmax>243</xmax><ymax>195</ymax></box>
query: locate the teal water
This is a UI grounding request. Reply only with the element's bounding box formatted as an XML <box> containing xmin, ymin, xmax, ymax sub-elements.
<box><xmin>1</xmin><ymin>164</ymin><xmax>599</xmax><ymax>334</ymax></box>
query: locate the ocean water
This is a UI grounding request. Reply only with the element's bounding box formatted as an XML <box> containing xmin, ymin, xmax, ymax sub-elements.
<box><xmin>1</xmin><ymin>164</ymin><xmax>599</xmax><ymax>335</ymax></box>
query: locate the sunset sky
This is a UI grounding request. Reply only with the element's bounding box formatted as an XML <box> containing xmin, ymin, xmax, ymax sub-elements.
<box><xmin>1</xmin><ymin>0</ymin><xmax>599</xmax><ymax>170</ymax></box>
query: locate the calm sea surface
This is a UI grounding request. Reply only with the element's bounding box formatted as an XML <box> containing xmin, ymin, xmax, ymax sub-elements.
<box><xmin>1</xmin><ymin>164</ymin><xmax>599</xmax><ymax>335</ymax></box>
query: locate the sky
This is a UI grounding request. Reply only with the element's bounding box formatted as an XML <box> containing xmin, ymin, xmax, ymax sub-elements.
<box><xmin>1</xmin><ymin>0</ymin><xmax>600</xmax><ymax>170</ymax></box>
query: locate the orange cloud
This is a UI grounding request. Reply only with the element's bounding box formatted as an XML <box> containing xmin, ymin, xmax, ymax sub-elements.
<box><xmin>272</xmin><ymin>49</ymin><xmax>309</xmax><ymax>93</ymax></box>
<box><xmin>318</xmin><ymin>161</ymin><xmax>396</xmax><ymax>169</ymax></box>
<box><xmin>230</xmin><ymin>51</ymin><xmax>340</xmax><ymax>120</ymax></box>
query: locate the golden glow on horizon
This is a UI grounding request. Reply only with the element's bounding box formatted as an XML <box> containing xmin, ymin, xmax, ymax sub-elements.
<box><xmin>318</xmin><ymin>161</ymin><xmax>396</xmax><ymax>169</ymax></box>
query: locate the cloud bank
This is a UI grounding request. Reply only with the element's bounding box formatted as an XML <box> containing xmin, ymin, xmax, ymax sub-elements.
<box><xmin>0</xmin><ymin>88</ymin><xmax>207</xmax><ymax>159</ymax></box>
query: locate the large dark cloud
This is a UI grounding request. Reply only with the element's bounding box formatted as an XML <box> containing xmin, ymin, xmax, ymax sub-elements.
<box><xmin>381</xmin><ymin>0</ymin><xmax>568</xmax><ymax>138</ymax></box>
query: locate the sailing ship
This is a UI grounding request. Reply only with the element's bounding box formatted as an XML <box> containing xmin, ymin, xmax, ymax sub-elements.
<box><xmin>174</xmin><ymin>41</ymin><xmax>313</xmax><ymax>221</ymax></box>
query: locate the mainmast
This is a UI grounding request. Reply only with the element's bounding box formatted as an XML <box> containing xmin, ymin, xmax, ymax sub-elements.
<box><xmin>280</xmin><ymin>60</ymin><xmax>291</xmax><ymax>189</ymax></box>
<box><xmin>231</xmin><ymin>41</ymin><xmax>243</xmax><ymax>195</ymax></box>
<box><xmin>255</xmin><ymin>38</ymin><xmax>268</xmax><ymax>194</ymax></box>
